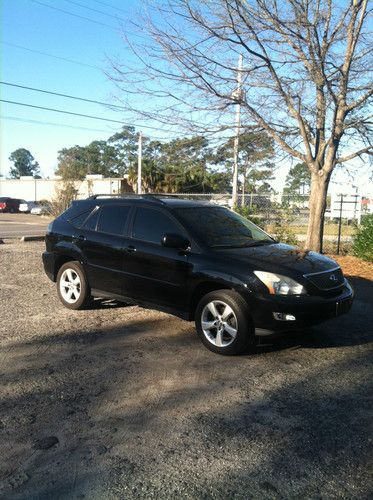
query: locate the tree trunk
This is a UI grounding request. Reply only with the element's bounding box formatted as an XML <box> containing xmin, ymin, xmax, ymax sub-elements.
<box><xmin>305</xmin><ymin>172</ymin><xmax>330</xmax><ymax>252</ymax></box>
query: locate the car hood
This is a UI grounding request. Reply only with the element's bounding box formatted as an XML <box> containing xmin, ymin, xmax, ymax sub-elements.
<box><xmin>214</xmin><ymin>243</ymin><xmax>338</xmax><ymax>277</ymax></box>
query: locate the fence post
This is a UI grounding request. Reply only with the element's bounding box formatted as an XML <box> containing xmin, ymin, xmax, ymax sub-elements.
<box><xmin>336</xmin><ymin>194</ymin><xmax>343</xmax><ymax>255</ymax></box>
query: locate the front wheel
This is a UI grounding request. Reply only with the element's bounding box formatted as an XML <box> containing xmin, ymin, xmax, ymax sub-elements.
<box><xmin>56</xmin><ymin>261</ymin><xmax>91</xmax><ymax>310</ymax></box>
<box><xmin>195</xmin><ymin>290</ymin><xmax>255</xmax><ymax>355</ymax></box>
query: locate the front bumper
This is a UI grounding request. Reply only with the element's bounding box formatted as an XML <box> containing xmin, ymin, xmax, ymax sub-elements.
<box><xmin>242</xmin><ymin>281</ymin><xmax>354</xmax><ymax>335</ymax></box>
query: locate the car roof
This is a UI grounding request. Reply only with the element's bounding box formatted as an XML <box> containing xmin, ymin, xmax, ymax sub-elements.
<box><xmin>78</xmin><ymin>195</ymin><xmax>215</xmax><ymax>209</ymax></box>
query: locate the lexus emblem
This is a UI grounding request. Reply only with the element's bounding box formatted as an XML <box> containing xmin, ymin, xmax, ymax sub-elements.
<box><xmin>329</xmin><ymin>274</ymin><xmax>337</xmax><ymax>282</ymax></box>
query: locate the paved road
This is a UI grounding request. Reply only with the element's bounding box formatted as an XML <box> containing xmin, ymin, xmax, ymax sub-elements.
<box><xmin>0</xmin><ymin>213</ymin><xmax>51</xmax><ymax>238</ymax></box>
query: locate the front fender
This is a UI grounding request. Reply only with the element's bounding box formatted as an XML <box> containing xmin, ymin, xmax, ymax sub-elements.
<box><xmin>191</xmin><ymin>268</ymin><xmax>256</xmax><ymax>293</ymax></box>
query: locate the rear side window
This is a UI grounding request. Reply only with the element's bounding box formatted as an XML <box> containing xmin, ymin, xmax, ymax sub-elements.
<box><xmin>59</xmin><ymin>202</ymin><xmax>92</xmax><ymax>221</ymax></box>
<box><xmin>69</xmin><ymin>210</ymin><xmax>91</xmax><ymax>228</ymax></box>
<box><xmin>96</xmin><ymin>205</ymin><xmax>130</xmax><ymax>235</ymax></box>
<box><xmin>83</xmin><ymin>209</ymin><xmax>100</xmax><ymax>231</ymax></box>
<box><xmin>132</xmin><ymin>207</ymin><xmax>184</xmax><ymax>244</ymax></box>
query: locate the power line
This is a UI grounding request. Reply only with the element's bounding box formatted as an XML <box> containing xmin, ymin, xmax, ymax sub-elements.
<box><xmin>0</xmin><ymin>115</ymin><xmax>115</xmax><ymax>133</ymax></box>
<box><xmin>63</xmin><ymin>0</ymin><xmax>125</xmax><ymax>22</ymax></box>
<box><xmin>1</xmin><ymin>81</ymin><xmax>127</xmax><ymax>111</ymax></box>
<box><xmin>0</xmin><ymin>99</ymin><xmax>177</xmax><ymax>133</ymax></box>
<box><xmin>0</xmin><ymin>41</ymin><xmax>100</xmax><ymax>70</ymax></box>
<box><xmin>1</xmin><ymin>99</ymin><xmax>125</xmax><ymax>124</ymax></box>
<box><xmin>0</xmin><ymin>115</ymin><xmax>180</xmax><ymax>141</ymax></box>
<box><xmin>92</xmin><ymin>0</ymin><xmax>128</xmax><ymax>14</ymax></box>
<box><xmin>31</xmin><ymin>0</ymin><xmax>117</xmax><ymax>30</ymax></box>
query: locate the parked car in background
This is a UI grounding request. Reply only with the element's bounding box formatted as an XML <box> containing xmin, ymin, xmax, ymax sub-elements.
<box><xmin>19</xmin><ymin>201</ymin><xmax>39</xmax><ymax>213</ymax></box>
<box><xmin>31</xmin><ymin>201</ymin><xmax>52</xmax><ymax>215</ymax></box>
<box><xmin>0</xmin><ymin>197</ymin><xmax>22</xmax><ymax>213</ymax></box>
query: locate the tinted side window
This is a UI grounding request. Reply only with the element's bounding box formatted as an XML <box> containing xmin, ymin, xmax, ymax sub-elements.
<box><xmin>97</xmin><ymin>205</ymin><xmax>130</xmax><ymax>235</ymax></box>
<box><xmin>69</xmin><ymin>210</ymin><xmax>92</xmax><ymax>228</ymax></box>
<box><xmin>83</xmin><ymin>209</ymin><xmax>100</xmax><ymax>231</ymax></box>
<box><xmin>132</xmin><ymin>207</ymin><xmax>183</xmax><ymax>244</ymax></box>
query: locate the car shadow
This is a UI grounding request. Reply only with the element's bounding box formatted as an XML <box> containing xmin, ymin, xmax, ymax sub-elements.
<box><xmin>1</xmin><ymin>310</ymin><xmax>372</xmax><ymax>499</ymax></box>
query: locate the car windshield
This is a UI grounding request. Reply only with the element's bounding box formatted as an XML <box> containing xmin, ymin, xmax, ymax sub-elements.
<box><xmin>174</xmin><ymin>206</ymin><xmax>275</xmax><ymax>248</ymax></box>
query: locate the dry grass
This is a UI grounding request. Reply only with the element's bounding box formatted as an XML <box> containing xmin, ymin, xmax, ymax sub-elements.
<box><xmin>330</xmin><ymin>255</ymin><xmax>373</xmax><ymax>281</ymax></box>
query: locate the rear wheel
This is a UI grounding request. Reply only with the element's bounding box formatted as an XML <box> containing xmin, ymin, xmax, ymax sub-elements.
<box><xmin>195</xmin><ymin>290</ymin><xmax>255</xmax><ymax>355</ymax></box>
<box><xmin>57</xmin><ymin>261</ymin><xmax>91</xmax><ymax>310</ymax></box>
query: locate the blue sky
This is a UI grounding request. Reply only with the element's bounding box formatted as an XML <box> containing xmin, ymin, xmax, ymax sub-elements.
<box><xmin>0</xmin><ymin>0</ymin><xmax>149</xmax><ymax>178</ymax></box>
<box><xmin>1</xmin><ymin>0</ymin><xmax>372</xmax><ymax>195</ymax></box>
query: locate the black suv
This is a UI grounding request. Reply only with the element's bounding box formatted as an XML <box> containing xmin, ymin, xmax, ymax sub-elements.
<box><xmin>43</xmin><ymin>195</ymin><xmax>353</xmax><ymax>354</ymax></box>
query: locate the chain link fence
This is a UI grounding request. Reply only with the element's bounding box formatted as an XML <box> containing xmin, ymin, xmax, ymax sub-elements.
<box><xmin>159</xmin><ymin>192</ymin><xmax>368</xmax><ymax>255</ymax></box>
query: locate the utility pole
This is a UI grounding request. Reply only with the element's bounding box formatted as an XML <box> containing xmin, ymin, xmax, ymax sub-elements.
<box><xmin>232</xmin><ymin>53</ymin><xmax>243</xmax><ymax>208</ymax></box>
<box><xmin>137</xmin><ymin>131</ymin><xmax>142</xmax><ymax>194</ymax></box>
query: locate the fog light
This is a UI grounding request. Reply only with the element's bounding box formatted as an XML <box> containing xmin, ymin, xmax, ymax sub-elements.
<box><xmin>273</xmin><ymin>312</ymin><xmax>296</xmax><ymax>321</ymax></box>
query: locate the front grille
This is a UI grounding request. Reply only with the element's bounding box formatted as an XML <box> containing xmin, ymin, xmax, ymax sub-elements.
<box><xmin>304</xmin><ymin>267</ymin><xmax>344</xmax><ymax>290</ymax></box>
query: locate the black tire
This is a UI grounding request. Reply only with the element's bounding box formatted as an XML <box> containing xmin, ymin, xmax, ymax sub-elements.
<box><xmin>195</xmin><ymin>290</ymin><xmax>255</xmax><ymax>355</ymax></box>
<box><xmin>56</xmin><ymin>261</ymin><xmax>92</xmax><ymax>310</ymax></box>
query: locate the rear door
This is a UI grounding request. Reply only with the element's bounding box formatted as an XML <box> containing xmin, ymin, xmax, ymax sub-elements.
<box><xmin>74</xmin><ymin>204</ymin><xmax>132</xmax><ymax>296</ymax></box>
<box><xmin>124</xmin><ymin>206</ymin><xmax>191</xmax><ymax>310</ymax></box>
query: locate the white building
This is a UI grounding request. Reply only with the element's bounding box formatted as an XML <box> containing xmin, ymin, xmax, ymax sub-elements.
<box><xmin>0</xmin><ymin>175</ymin><xmax>132</xmax><ymax>201</ymax></box>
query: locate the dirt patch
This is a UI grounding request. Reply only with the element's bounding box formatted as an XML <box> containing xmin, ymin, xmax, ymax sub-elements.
<box><xmin>1</xmin><ymin>241</ymin><xmax>372</xmax><ymax>499</ymax></box>
<box><xmin>331</xmin><ymin>254</ymin><xmax>373</xmax><ymax>281</ymax></box>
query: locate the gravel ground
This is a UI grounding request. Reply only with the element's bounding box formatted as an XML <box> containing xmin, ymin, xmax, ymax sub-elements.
<box><xmin>0</xmin><ymin>241</ymin><xmax>372</xmax><ymax>499</ymax></box>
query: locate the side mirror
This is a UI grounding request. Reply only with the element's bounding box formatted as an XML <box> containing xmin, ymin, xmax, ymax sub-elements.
<box><xmin>161</xmin><ymin>233</ymin><xmax>190</xmax><ymax>251</ymax></box>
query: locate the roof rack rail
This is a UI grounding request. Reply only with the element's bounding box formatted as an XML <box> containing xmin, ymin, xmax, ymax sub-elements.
<box><xmin>87</xmin><ymin>193</ymin><xmax>166</xmax><ymax>203</ymax></box>
<box><xmin>88</xmin><ymin>193</ymin><xmax>130</xmax><ymax>199</ymax></box>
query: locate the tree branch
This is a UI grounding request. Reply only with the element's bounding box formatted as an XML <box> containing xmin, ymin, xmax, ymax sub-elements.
<box><xmin>336</xmin><ymin>145</ymin><xmax>373</xmax><ymax>164</ymax></box>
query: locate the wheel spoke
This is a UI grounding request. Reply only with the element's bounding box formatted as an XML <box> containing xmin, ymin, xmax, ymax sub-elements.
<box><xmin>66</xmin><ymin>269</ymin><xmax>73</xmax><ymax>282</ymax></box>
<box><xmin>66</xmin><ymin>289</ymin><xmax>73</xmax><ymax>300</ymax></box>
<box><xmin>201</xmin><ymin>300</ymin><xmax>238</xmax><ymax>349</ymax></box>
<box><xmin>201</xmin><ymin>320</ymin><xmax>215</xmax><ymax>331</ymax></box>
<box><xmin>215</xmin><ymin>330</ymin><xmax>223</xmax><ymax>347</ymax></box>
<box><xmin>207</xmin><ymin>302</ymin><xmax>219</xmax><ymax>318</ymax></box>
<box><xmin>72</xmin><ymin>275</ymin><xmax>80</xmax><ymax>285</ymax></box>
<box><xmin>221</xmin><ymin>304</ymin><xmax>233</xmax><ymax>320</ymax></box>
<box><xmin>224</xmin><ymin>323</ymin><xmax>237</xmax><ymax>338</ymax></box>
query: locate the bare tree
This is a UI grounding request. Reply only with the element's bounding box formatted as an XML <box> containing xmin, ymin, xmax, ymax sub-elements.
<box><xmin>111</xmin><ymin>0</ymin><xmax>372</xmax><ymax>251</ymax></box>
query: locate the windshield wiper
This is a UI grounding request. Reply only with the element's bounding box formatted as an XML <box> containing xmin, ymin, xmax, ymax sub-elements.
<box><xmin>211</xmin><ymin>240</ymin><xmax>276</xmax><ymax>249</ymax></box>
<box><xmin>237</xmin><ymin>240</ymin><xmax>277</xmax><ymax>248</ymax></box>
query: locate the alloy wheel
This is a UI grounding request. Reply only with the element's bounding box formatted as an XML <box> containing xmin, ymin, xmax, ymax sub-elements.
<box><xmin>201</xmin><ymin>300</ymin><xmax>238</xmax><ymax>347</ymax></box>
<box><xmin>59</xmin><ymin>268</ymin><xmax>81</xmax><ymax>304</ymax></box>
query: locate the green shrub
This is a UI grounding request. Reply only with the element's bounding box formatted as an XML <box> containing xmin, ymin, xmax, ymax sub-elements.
<box><xmin>352</xmin><ymin>214</ymin><xmax>373</xmax><ymax>262</ymax></box>
<box><xmin>234</xmin><ymin>205</ymin><xmax>264</xmax><ymax>228</ymax></box>
<box><xmin>270</xmin><ymin>221</ymin><xmax>299</xmax><ymax>246</ymax></box>
<box><xmin>234</xmin><ymin>204</ymin><xmax>299</xmax><ymax>246</ymax></box>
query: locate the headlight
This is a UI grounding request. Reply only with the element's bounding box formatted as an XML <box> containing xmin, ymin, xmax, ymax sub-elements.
<box><xmin>254</xmin><ymin>271</ymin><xmax>305</xmax><ymax>295</ymax></box>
